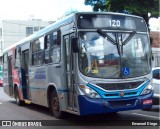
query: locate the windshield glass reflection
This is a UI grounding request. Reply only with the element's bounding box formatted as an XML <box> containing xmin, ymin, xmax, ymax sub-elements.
<box><xmin>79</xmin><ymin>32</ymin><xmax>151</xmax><ymax>78</ymax></box>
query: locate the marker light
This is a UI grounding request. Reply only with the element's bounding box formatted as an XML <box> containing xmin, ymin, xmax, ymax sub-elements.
<box><xmin>79</xmin><ymin>85</ymin><xmax>101</xmax><ymax>98</ymax></box>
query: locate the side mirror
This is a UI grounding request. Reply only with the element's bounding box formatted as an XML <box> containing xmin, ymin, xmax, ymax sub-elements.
<box><xmin>71</xmin><ymin>37</ymin><xmax>79</xmax><ymax>53</ymax></box>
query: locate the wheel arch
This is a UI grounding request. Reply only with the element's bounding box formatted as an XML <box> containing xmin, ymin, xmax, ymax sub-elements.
<box><xmin>47</xmin><ymin>84</ymin><xmax>58</xmax><ymax>108</ymax></box>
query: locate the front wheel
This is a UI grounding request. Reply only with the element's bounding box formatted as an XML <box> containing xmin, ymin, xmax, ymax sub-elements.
<box><xmin>50</xmin><ymin>90</ymin><xmax>65</xmax><ymax>119</ymax></box>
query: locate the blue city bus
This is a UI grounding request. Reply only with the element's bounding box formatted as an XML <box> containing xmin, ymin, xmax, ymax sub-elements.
<box><xmin>3</xmin><ymin>12</ymin><xmax>153</xmax><ymax>118</ymax></box>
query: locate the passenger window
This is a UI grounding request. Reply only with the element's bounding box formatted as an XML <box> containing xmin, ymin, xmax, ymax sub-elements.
<box><xmin>45</xmin><ymin>30</ymin><xmax>61</xmax><ymax>64</ymax></box>
<box><xmin>32</xmin><ymin>37</ymin><xmax>44</xmax><ymax>66</ymax></box>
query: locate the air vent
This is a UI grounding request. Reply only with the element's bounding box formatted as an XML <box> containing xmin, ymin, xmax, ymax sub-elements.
<box><xmin>109</xmin><ymin>99</ymin><xmax>136</xmax><ymax>108</ymax></box>
<box><xmin>124</xmin><ymin>92</ymin><xmax>137</xmax><ymax>96</ymax></box>
<box><xmin>97</xmin><ymin>81</ymin><xmax>143</xmax><ymax>91</ymax></box>
<box><xmin>105</xmin><ymin>93</ymin><xmax>119</xmax><ymax>97</ymax></box>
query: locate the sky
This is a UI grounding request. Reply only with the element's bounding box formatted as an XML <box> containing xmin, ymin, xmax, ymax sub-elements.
<box><xmin>149</xmin><ymin>17</ymin><xmax>160</xmax><ymax>31</ymax></box>
<box><xmin>0</xmin><ymin>0</ymin><xmax>159</xmax><ymax>31</ymax></box>
<box><xmin>0</xmin><ymin>0</ymin><xmax>92</xmax><ymax>21</ymax></box>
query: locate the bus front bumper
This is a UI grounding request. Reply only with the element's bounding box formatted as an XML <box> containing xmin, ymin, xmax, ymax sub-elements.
<box><xmin>78</xmin><ymin>91</ymin><xmax>153</xmax><ymax>116</ymax></box>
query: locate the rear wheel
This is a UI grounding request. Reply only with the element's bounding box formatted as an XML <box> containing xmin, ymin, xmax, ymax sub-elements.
<box><xmin>15</xmin><ymin>87</ymin><xmax>23</xmax><ymax>106</ymax></box>
<box><xmin>50</xmin><ymin>90</ymin><xmax>65</xmax><ymax>119</ymax></box>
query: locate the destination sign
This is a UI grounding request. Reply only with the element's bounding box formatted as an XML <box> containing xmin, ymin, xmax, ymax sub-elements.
<box><xmin>77</xmin><ymin>14</ymin><xmax>147</xmax><ymax>32</ymax></box>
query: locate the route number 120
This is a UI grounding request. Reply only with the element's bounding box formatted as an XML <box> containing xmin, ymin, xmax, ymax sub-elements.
<box><xmin>109</xmin><ymin>20</ymin><xmax>121</xmax><ymax>27</ymax></box>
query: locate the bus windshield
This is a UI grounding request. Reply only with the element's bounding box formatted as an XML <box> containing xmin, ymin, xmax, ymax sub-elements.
<box><xmin>79</xmin><ymin>31</ymin><xmax>151</xmax><ymax>79</ymax></box>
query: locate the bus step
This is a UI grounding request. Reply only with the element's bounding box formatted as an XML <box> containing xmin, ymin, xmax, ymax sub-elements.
<box><xmin>24</xmin><ymin>99</ymin><xmax>31</xmax><ymax>104</ymax></box>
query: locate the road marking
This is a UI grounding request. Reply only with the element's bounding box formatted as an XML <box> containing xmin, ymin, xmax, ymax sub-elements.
<box><xmin>132</xmin><ymin>113</ymin><xmax>159</xmax><ymax>119</ymax></box>
<box><xmin>0</xmin><ymin>102</ymin><xmax>2</xmax><ymax>104</ymax></box>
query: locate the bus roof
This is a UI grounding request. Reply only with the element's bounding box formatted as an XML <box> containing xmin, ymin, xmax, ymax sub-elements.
<box><xmin>3</xmin><ymin>12</ymin><xmax>144</xmax><ymax>53</ymax></box>
<box><xmin>76</xmin><ymin>12</ymin><xmax>143</xmax><ymax>19</ymax></box>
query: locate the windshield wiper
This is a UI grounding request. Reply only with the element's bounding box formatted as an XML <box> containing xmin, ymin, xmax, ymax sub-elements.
<box><xmin>97</xmin><ymin>29</ymin><xmax>116</xmax><ymax>45</ymax></box>
<box><xmin>97</xmin><ymin>29</ymin><xmax>136</xmax><ymax>45</ymax></box>
<box><xmin>122</xmin><ymin>31</ymin><xmax>136</xmax><ymax>45</ymax></box>
<box><xmin>97</xmin><ymin>29</ymin><xmax>136</xmax><ymax>78</ymax></box>
<box><xmin>97</xmin><ymin>29</ymin><xmax>122</xmax><ymax>56</ymax></box>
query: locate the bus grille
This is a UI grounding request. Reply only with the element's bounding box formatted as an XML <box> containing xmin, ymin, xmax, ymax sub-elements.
<box><xmin>96</xmin><ymin>81</ymin><xmax>143</xmax><ymax>91</ymax></box>
<box><xmin>104</xmin><ymin>92</ymin><xmax>137</xmax><ymax>97</ymax></box>
<box><xmin>109</xmin><ymin>99</ymin><xmax>136</xmax><ymax>108</ymax></box>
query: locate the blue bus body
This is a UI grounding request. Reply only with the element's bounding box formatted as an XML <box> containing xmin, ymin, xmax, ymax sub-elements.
<box><xmin>3</xmin><ymin>12</ymin><xmax>153</xmax><ymax>118</ymax></box>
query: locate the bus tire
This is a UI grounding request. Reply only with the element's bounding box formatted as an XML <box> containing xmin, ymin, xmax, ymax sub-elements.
<box><xmin>15</xmin><ymin>87</ymin><xmax>23</xmax><ymax>106</ymax></box>
<box><xmin>50</xmin><ymin>90</ymin><xmax>64</xmax><ymax>119</ymax></box>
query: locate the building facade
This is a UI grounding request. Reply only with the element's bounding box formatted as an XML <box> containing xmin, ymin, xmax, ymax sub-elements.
<box><xmin>150</xmin><ymin>31</ymin><xmax>160</xmax><ymax>67</ymax></box>
<box><xmin>0</xmin><ymin>20</ymin><xmax>52</xmax><ymax>58</ymax></box>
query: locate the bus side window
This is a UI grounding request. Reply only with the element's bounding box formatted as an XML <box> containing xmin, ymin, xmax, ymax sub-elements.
<box><xmin>45</xmin><ymin>30</ymin><xmax>61</xmax><ymax>64</ymax></box>
<box><xmin>44</xmin><ymin>34</ymin><xmax>52</xmax><ymax>64</ymax></box>
<box><xmin>32</xmin><ymin>37</ymin><xmax>44</xmax><ymax>66</ymax></box>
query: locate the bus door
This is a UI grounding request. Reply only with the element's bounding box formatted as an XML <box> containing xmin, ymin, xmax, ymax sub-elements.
<box><xmin>21</xmin><ymin>50</ymin><xmax>30</xmax><ymax>99</ymax></box>
<box><xmin>64</xmin><ymin>34</ymin><xmax>77</xmax><ymax>111</ymax></box>
<box><xmin>8</xmin><ymin>55</ymin><xmax>13</xmax><ymax>96</ymax></box>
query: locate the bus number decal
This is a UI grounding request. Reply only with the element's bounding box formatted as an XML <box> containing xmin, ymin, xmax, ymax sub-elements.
<box><xmin>109</xmin><ymin>20</ymin><xmax>121</xmax><ymax>27</ymax></box>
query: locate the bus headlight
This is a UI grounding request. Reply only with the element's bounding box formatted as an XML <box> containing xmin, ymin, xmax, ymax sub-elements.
<box><xmin>141</xmin><ymin>81</ymin><xmax>153</xmax><ymax>95</ymax></box>
<box><xmin>79</xmin><ymin>85</ymin><xmax>101</xmax><ymax>98</ymax></box>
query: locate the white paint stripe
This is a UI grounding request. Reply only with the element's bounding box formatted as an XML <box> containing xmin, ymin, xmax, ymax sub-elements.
<box><xmin>0</xmin><ymin>102</ymin><xmax>2</xmax><ymax>104</ymax></box>
<box><xmin>132</xmin><ymin>113</ymin><xmax>160</xmax><ymax>119</ymax></box>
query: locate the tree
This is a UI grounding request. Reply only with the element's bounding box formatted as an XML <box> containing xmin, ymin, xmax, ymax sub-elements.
<box><xmin>84</xmin><ymin>0</ymin><xmax>159</xmax><ymax>25</ymax></box>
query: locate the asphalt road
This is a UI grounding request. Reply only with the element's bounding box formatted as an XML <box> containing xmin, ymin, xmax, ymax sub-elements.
<box><xmin>0</xmin><ymin>87</ymin><xmax>159</xmax><ymax>129</ymax></box>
